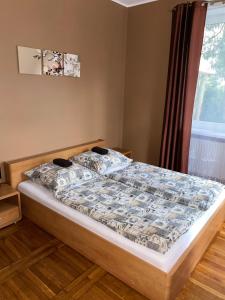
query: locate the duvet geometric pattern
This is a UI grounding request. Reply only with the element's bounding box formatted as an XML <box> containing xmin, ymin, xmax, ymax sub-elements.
<box><xmin>108</xmin><ymin>162</ymin><xmax>225</xmax><ymax>211</ymax></box>
<box><xmin>55</xmin><ymin>178</ymin><xmax>203</xmax><ymax>254</ymax></box>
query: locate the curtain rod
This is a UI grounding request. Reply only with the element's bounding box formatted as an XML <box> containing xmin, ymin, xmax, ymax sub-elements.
<box><xmin>181</xmin><ymin>0</ymin><xmax>225</xmax><ymax>4</ymax></box>
<box><xmin>171</xmin><ymin>0</ymin><xmax>225</xmax><ymax>12</ymax></box>
<box><xmin>205</xmin><ymin>0</ymin><xmax>225</xmax><ymax>4</ymax></box>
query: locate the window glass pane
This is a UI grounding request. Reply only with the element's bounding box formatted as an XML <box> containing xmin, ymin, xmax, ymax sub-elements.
<box><xmin>193</xmin><ymin>12</ymin><xmax>225</xmax><ymax>125</ymax></box>
<box><xmin>189</xmin><ymin>5</ymin><xmax>225</xmax><ymax>183</ymax></box>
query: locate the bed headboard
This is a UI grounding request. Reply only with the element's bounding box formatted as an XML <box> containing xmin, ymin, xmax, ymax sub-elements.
<box><xmin>5</xmin><ymin>139</ymin><xmax>106</xmax><ymax>189</ymax></box>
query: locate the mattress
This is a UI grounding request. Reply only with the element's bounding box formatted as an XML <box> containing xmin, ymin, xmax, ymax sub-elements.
<box><xmin>19</xmin><ymin>180</ymin><xmax>225</xmax><ymax>272</ymax></box>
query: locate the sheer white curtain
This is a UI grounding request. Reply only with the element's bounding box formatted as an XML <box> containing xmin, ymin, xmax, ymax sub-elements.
<box><xmin>188</xmin><ymin>5</ymin><xmax>225</xmax><ymax>183</ymax></box>
<box><xmin>189</xmin><ymin>124</ymin><xmax>225</xmax><ymax>183</ymax></box>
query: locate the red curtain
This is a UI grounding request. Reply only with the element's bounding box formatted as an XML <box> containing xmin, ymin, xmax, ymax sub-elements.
<box><xmin>159</xmin><ymin>1</ymin><xmax>207</xmax><ymax>173</ymax></box>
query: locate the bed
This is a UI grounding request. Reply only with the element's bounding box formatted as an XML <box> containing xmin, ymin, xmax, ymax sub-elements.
<box><xmin>4</xmin><ymin>139</ymin><xmax>225</xmax><ymax>300</ymax></box>
<box><xmin>108</xmin><ymin>161</ymin><xmax>223</xmax><ymax>211</ymax></box>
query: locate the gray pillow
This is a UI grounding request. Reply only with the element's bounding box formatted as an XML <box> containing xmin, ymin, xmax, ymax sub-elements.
<box><xmin>71</xmin><ymin>149</ymin><xmax>132</xmax><ymax>175</ymax></box>
<box><xmin>24</xmin><ymin>162</ymin><xmax>99</xmax><ymax>191</ymax></box>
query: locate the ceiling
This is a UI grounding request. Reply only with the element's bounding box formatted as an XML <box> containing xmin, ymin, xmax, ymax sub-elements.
<box><xmin>111</xmin><ymin>0</ymin><xmax>157</xmax><ymax>8</ymax></box>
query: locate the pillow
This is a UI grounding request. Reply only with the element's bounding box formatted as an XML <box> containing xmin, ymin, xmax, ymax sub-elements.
<box><xmin>24</xmin><ymin>162</ymin><xmax>99</xmax><ymax>191</ymax></box>
<box><xmin>71</xmin><ymin>149</ymin><xmax>132</xmax><ymax>175</ymax></box>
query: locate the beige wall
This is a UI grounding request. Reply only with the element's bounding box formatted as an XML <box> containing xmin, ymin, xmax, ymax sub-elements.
<box><xmin>0</xmin><ymin>0</ymin><xmax>127</xmax><ymax>166</ymax></box>
<box><xmin>0</xmin><ymin>0</ymin><xmax>186</xmax><ymax>176</ymax></box>
<box><xmin>123</xmin><ymin>0</ymin><xmax>182</xmax><ymax>165</ymax></box>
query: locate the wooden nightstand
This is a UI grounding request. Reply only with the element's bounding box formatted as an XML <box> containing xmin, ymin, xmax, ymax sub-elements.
<box><xmin>113</xmin><ymin>147</ymin><xmax>133</xmax><ymax>158</ymax></box>
<box><xmin>0</xmin><ymin>184</ymin><xmax>22</xmax><ymax>229</ymax></box>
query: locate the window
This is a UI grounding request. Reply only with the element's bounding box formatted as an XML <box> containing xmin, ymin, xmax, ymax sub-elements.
<box><xmin>189</xmin><ymin>5</ymin><xmax>225</xmax><ymax>183</ymax></box>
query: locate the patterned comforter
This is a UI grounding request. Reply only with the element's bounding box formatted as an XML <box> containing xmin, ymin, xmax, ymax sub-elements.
<box><xmin>55</xmin><ymin>178</ymin><xmax>204</xmax><ymax>254</ymax></box>
<box><xmin>108</xmin><ymin>162</ymin><xmax>225</xmax><ymax>211</ymax></box>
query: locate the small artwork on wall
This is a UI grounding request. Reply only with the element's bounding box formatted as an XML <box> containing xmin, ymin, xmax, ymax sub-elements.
<box><xmin>42</xmin><ymin>50</ymin><xmax>64</xmax><ymax>76</ymax></box>
<box><xmin>17</xmin><ymin>46</ymin><xmax>80</xmax><ymax>79</ymax></box>
<box><xmin>17</xmin><ymin>46</ymin><xmax>42</xmax><ymax>75</ymax></box>
<box><xmin>64</xmin><ymin>53</ymin><xmax>80</xmax><ymax>77</ymax></box>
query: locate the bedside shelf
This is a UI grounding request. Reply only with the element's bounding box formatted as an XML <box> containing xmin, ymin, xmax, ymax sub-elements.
<box><xmin>0</xmin><ymin>184</ymin><xmax>22</xmax><ymax>229</ymax></box>
<box><xmin>113</xmin><ymin>147</ymin><xmax>133</xmax><ymax>158</ymax></box>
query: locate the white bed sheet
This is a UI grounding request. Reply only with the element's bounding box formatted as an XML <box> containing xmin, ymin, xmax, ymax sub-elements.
<box><xmin>18</xmin><ymin>180</ymin><xmax>225</xmax><ymax>273</ymax></box>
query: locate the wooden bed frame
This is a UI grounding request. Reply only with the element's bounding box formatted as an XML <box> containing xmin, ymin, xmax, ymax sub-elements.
<box><xmin>4</xmin><ymin>139</ymin><xmax>225</xmax><ymax>300</ymax></box>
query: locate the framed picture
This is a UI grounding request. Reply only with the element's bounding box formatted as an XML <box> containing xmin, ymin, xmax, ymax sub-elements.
<box><xmin>17</xmin><ymin>46</ymin><xmax>42</xmax><ymax>75</ymax></box>
<box><xmin>42</xmin><ymin>50</ymin><xmax>64</xmax><ymax>76</ymax></box>
<box><xmin>64</xmin><ymin>53</ymin><xmax>80</xmax><ymax>77</ymax></box>
<box><xmin>18</xmin><ymin>46</ymin><xmax>81</xmax><ymax>79</ymax></box>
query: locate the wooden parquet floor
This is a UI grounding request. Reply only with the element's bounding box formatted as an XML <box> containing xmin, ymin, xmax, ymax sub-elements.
<box><xmin>0</xmin><ymin>220</ymin><xmax>225</xmax><ymax>300</ymax></box>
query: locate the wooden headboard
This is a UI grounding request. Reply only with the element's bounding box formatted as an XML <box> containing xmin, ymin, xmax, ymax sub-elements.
<box><xmin>5</xmin><ymin>139</ymin><xmax>105</xmax><ymax>189</ymax></box>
